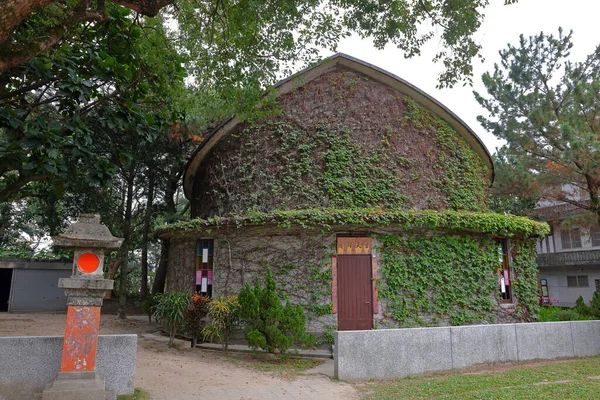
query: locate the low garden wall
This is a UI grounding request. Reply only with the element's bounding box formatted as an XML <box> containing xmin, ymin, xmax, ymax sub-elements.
<box><xmin>0</xmin><ymin>334</ymin><xmax>137</xmax><ymax>400</ymax></box>
<box><xmin>334</xmin><ymin>321</ymin><xmax>600</xmax><ymax>380</ymax></box>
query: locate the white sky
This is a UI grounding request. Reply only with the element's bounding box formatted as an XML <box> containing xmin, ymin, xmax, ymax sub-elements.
<box><xmin>330</xmin><ymin>0</ymin><xmax>600</xmax><ymax>155</ymax></box>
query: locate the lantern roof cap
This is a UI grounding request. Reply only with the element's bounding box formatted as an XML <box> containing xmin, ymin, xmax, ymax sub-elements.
<box><xmin>52</xmin><ymin>214</ymin><xmax>123</xmax><ymax>250</ymax></box>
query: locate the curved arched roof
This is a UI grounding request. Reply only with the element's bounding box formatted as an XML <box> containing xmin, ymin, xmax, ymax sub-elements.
<box><xmin>183</xmin><ymin>53</ymin><xmax>494</xmax><ymax>199</ymax></box>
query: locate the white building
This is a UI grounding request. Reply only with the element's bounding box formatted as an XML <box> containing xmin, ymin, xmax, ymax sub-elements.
<box><xmin>535</xmin><ymin>197</ymin><xmax>600</xmax><ymax>307</ymax></box>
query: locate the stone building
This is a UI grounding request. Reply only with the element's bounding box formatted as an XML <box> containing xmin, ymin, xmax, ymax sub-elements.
<box><xmin>159</xmin><ymin>54</ymin><xmax>548</xmax><ymax>335</ymax></box>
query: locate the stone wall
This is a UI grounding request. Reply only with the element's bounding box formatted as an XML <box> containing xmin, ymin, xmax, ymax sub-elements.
<box><xmin>166</xmin><ymin>228</ymin><xmax>338</xmax><ymax>333</ymax></box>
<box><xmin>0</xmin><ymin>334</ymin><xmax>137</xmax><ymax>400</ymax></box>
<box><xmin>334</xmin><ymin>320</ymin><xmax>600</xmax><ymax>380</ymax></box>
<box><xmin>166</xmin><ymin>237</ymin><xmax>196</xmax><ymax>294</ymax></box>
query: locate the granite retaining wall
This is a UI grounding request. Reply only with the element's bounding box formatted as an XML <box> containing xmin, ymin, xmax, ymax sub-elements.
<box><xmin>334</xmin><ymin>321</ymin><xmax>600</xmax><ymax>380</ymax></box>
<box><xmin>0</xmin><ymin>334</ymin><xmax>137</xmax><ymax>400</ymax></box>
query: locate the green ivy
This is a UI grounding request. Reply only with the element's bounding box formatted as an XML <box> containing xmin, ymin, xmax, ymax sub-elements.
<box><xmin>402</xmin><ymin>98</ymin><xmax>489</xmax><ymax>211</ymax></box>
<box><xmin>510</xmin><ymin>239</ymin><xmax>540</xmax><ymax>320</ymax></box>
<box><xmin>376</xmin><ymin>235</ymin><xmax>541</xmax><ymax>327</ymax></box>
<box><xmin>271</xmin><ymin>260</ymin><xmax>333</xmax><ymax>320</ymax></box>
<box><xmin>158</xmin><ymin>207</ymin><xmax>550</xmax><ymax>238</ymax></box>
<box><xmin>378</xmin><ymin>235</ymin><xmax>499</xmax><ymax>327</ymax></box>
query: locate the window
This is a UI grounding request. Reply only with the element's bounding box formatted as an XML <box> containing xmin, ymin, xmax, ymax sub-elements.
<box><xmin>561</xmin><ymin>229</ymin><xmax>582</xmax><ymax>249</ymax></box>
<box><xmin>592</xmin><ymin>228</ymin><xmax>600</xmax><ymax>247</ymax></box>
<box><xmin>196</xmin><ymin>240</ymin><xmax>214</xmax><ymax>297</ymax></box>
<box><xmin>596</xmin><ymin>279</ymin><xmax>600</xmax><ymax>292</ymax></box>
<box><xmin>497</xmin><ymin>240</ymin><xmax>511</xmax><ymax>302</ymax></box>
<box><xmin>539</xmin><ymin>279</ymin><xmax>550</xmax><ymax>304</ymax></box>
<box><xmin>567</xmin><ymin>275</ymin><xmax>589</xmax><ymax>288</ymax></box>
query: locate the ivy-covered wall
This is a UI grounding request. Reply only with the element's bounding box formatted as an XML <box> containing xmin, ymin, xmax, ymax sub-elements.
<box><xmin>375</xmin><ymin>236</ymin><xmax>539</xmax><ymax>328</ymax></box>
<box><xmin>164</xmin><ymin>225</ymin><xmax>540</xmax><ymax>335</ymax></box>
<box><xmin>166</xmin><ymin>228</ymin><xmax>337</xmax><ymax>334</ymax></box>
<box><xmin>192</xmin><ymin>69</ymin><xmax>491</xmax><ymax>218</ymax></box>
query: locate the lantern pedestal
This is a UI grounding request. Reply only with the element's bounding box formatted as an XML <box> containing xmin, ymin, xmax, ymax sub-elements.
<box><xmin>43</xmin><ymin>278</ymin><xmax>115</xmax><ymax>400</ymax></box>
<box><xmin>42</xmin><ymin>372</ymin><xmax>113</xmax><ymax>400</ymax></box>
<box><xmin>42</xmin><ymin>214</ymin><xmax>123</xmax><ymax>400</ymax></box>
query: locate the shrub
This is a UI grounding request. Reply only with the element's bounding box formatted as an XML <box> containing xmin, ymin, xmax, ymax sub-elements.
<box><xmin>574</xmin><ymin>295</ymin><xmax>591</xmax><ymax>317</ymax></box>
<box><xmin>153</xmin><ymin>291</ymin><xmax>191</xmax><ymax>346</ymax></box>
<box><xmin>185</xmin><ymin>293</ymin><xmax>211</xmax><ymax>347</ymax></box>
<box><xmin>201</xmin><ymin>296</ymin><xmax>240</xmax><ymax>351</ymax></box>
<box><xmin>590</xmin><ymin>291</ymin><xmax>600</xmax><ymax>318</ymax></box>
<box><xmin>238</xmin><ymin>267</ymin><xmax>307</xmax><ymax>354</ymax></box>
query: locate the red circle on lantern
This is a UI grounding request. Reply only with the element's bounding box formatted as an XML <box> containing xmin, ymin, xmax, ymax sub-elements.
<box><xmin>77</xmin><ymin>252</ymin><xmax>100</xmax><ymax>273</ymax></box>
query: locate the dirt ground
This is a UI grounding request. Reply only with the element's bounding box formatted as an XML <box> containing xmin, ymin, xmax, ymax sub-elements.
<box><xmin>0</xmin><ymin>312</ymin><xmax>359</xmax><ymax>400</ymax></box>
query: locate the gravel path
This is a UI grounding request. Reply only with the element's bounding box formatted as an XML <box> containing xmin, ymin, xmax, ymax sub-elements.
<box><xmin>0</xmin><ymin>313</ymin><xmax>359</xmax><ymax>400</ymax></box>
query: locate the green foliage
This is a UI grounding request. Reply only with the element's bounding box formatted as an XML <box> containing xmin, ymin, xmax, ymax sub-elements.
<box><xmin>184</xmin><ymin>293</ymin><xmax>211</xmax><ymax>344</ymax></box>
<box><xmin>591</xmin><ymin>291</ymin><xmax>600</xmax><ymax>318</ymax></box>
<box><xmin>475</xmin><ymin>29</ymin><xmax>600</xmax><ymax>219</ymax></box>
<box><xmin>201</xmin><ymin>296</ymin><xmax>241</xmax><ymax>351</ymax></box>
<box><xmin>401</xmin><ymin>98</ymin><xmax>489</xmax><ymax>211</ymax></box>
<box><xmin>1</xmin><ymin>5</ymin><xmax>185</xmax><ymax>202</ymax></box>
<box><xmin>378</xmin><ymin>235</ymin><xmax>499</xmax><ymax>326</ymax></box>
<box><xmin>0</xmin><ymin>247</ymin><xmax>71</xmax><ymax>262</ymax></box>
<box><xmin>510</xmin><ymin>239</ymin><xmax>540</xmax><ymax>320</ymax></box>
<box><xmin>153</xmin><ymin>291</ymin><xmax>191</xmax><ymax>346</ymax></box>
<box><xmin>536</xmin><ymin>306</ymin><xmax>595</xmax><ymax>322</ymax></box>
<box><xmin>488</xmin><ymin>150</ymin><xmax>539</xmax><ymax>215</ymax></box>
<box><xmin>575</xmin><ymin>296</ymin><xmax>592</xmax><ymax>317</ymax></box>
<box><xmin>159</xmin><ymin>208</ymin><xmax>549</xmax><ymax>238</ymax></box>
<box><xmin>238</xmin><ymin>267</ymin><xmax>307</xmax><ymax>354</ymax></box>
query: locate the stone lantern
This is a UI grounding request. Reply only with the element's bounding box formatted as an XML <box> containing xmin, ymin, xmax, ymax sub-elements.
<box><xmin>43</xmin><ymin>214</ymin><xmax>123</xmax><ymax>400</ymax></box>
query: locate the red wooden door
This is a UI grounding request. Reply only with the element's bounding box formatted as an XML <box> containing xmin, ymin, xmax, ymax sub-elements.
<box><xmin>337</xmin><ymin>254</ymin><xmax>373</xmax><ymax>331</ymax></box>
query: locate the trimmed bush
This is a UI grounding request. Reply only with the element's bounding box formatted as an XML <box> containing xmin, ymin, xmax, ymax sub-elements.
<box><xmin>238</xmin><ymin>267</ymin><xmax>307</xmax><ymax>354</ymax></box>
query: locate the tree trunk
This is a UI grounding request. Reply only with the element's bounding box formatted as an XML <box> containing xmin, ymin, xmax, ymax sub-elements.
<box><xmin>140</xmin><ymin>170</ymin><xmax>155</xmax><ymax>300</ymax></box>
<box><xmin>118</xmin><ymin>172</ymin><xmax>134</xmax><ymax>320</ymax></box>
<box><xmin>152</xmin><ymin>239</ymin><xmax>169</xmax><ymax>295</ymax></box>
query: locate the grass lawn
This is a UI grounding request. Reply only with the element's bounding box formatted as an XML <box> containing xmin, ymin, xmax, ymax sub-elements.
<box><xmin>358</xmin><ymin>357</ymin><xmax>600</xmax><ymax>399</ymax></box>
<box><xmin>117</xmin><ymin>388</ymin><xmax>151</xmax><ymax>400</ymax></box>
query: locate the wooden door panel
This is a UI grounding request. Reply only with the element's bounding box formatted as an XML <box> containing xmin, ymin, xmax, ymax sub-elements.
<box><xmin>337</xmin><ymin>254</ymin><xmax>373</xmax><ymax>331</ymax></box>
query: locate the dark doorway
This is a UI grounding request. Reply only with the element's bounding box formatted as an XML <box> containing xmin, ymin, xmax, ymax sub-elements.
<box><xmin>0</xmin><ymin>268</ymin><xmax>13</xmax><ymax>311</ymax></box>
<box><xmin>337</xmin><ymin>254</ymin><xmax>373</xmax><ymax>331</ymax></box>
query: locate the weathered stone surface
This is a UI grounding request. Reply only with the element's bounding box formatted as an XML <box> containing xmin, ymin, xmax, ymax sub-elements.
<box><xmin>334</xmin><ymin>321</ymin><xmax>600</xmax><ymax>380</ymax></box>
<box><xmin>59</xmin><ymin>278</ymin><xmax>113</xmax><ymax>306</ymax></box>
<box><xmin>53</xmin><ymin>214</ymin><xmax>122</xmax><ymax>250</ymax></box>
<box><xmin>42</xmin><ymin>372</ymin><xmax>110</xmax><ymax>400</ymax></box>
<box><xmin>515</xmin><ymin>322</ymin><xmax>574</xmax><ymax>361</ymax></box>
<box><xmin>571</xmin><ymin>320</ymin><xmax>600</xmax><ymax>357</ymax></box>
<box><xmin>0</xmin><ymin>335</ymin><xmax>136</xmax><ymax>400</ymax></box>
<box><xmin>450</xmin><ymin>324</ymin><xmax>518</xmax><ymax>369</ymax></box>
<box><xmin>167</xmin><ymin>229</ymin><xmax>339</xmax><ymax>333</ymax></box>
<box><xmin>335</xmin><ymin>327</ymin><xmax>453</xmax><ymax>380</ymax></box>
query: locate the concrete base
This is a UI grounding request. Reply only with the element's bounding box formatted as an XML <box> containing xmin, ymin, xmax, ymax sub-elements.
<box><xmin>42</xmin><ymin>372</ymin><xmax>115</xmax><ymax>400</ymax></box>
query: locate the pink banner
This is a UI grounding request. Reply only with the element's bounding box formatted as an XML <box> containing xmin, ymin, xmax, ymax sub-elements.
<box><xmin>196</xmin><ymin>271</ymin><xmax>202</xmax><ymax>284</ymax></box>
<box><xmin>503</xmin><ymin>269</ymin><xmax>510</xmax><ymax>285</ymax></box>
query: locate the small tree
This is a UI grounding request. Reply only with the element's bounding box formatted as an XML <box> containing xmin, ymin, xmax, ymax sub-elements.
<box><xmin>185</xmin><ymin>293</ymin><xmax>211</xmax><ymax>347</ymax></box>
<box><xmin>153</xmin><ymin>291</ymin><xmax>191</xmax><ymax>346</ymax></box>
<box><xmin>590</xmin><ymin>291</ymin><xmax>600</xmax><ymax>318</ymax></box>
<box><xmin>574</xmin><ymin>295</ymin><xmax>591</xmax><ymax>317</ymax></box>
<box><xmin>201</xmin><ymin>296</ymin><xmax>240</xmax><ymax>352</ymax></box>
<box><xmin>238</xmin><ymin>267</ymin><xmax>306</xmax><ymax>354</ymax></box>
